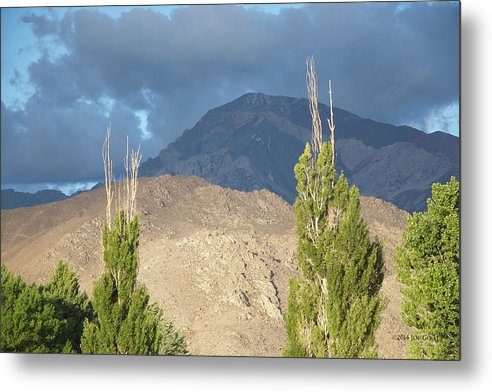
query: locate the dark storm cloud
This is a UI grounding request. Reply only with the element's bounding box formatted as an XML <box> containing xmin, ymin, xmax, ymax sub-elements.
<box><xmin>22</xmin><ymin>12</ymin><xmax>60</xmax><ymax>37</ymax></box>
<box><xmin>1</xmin><ymin>98</ymin><xmax>147</xmax><ymax>184</ymax></box>
<box><xmin>2</xmin><ymin>2</ymin><xmax>459</xmax><ymax>186</ymax></box>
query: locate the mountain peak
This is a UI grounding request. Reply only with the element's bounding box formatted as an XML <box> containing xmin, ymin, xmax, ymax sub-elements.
<box><xmin>239</xmin><ymin>91</ymin><xmax>270</xmax><ymax>102</ymax></box>
<box><xmin>220</xmin><ymin>91</ymin><xmax>304</xmax><ymax>113</ymax></box>
<box><xmin>140</xmin><ymin>92</ymin><xmax>459</xmax><ymax>212</ymax></box>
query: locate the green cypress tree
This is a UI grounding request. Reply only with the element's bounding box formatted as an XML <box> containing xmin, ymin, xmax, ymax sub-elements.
<box><xmin>1</xmin><ymin>265</ymin><xmax>72</xmax><ymax>353</ymax></box>
<box><xmin>42</xmin><ymin>260</ymin><xmax>93</xmax><ymax>352</ymax></box>
<box><xmin>283</xmin><ymin>143</ymin><xmax>384</xmax><ymax>358</ymax></box>
<box><xmin>81</xmin><ymin>128</ymin><xmax>186</xmax><ymax>355</ymax></box>
<box><xmin>395</xmin><ymin>177</ymin><xmax>460</xmax><ymax>360</ymax></box>
<box><xmin>80</xmin><ymin>210</ymin><xmax>164</xmax><ymax>354</ymax></box>
<box><xmin>283</xmin><ymin>57</ymin><xmax>384</xmax><ymax>358</ymax></box>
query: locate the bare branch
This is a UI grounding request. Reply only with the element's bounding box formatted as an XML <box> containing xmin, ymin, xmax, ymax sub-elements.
<box><xmin>102</xmin><ymin>124</ymin><xmax>114</xmax><ymax>228</ymax></box>
<box><xmin>129</xmin><ymin>145</ymin><xmax>142</xmax><ymax>221</ymax></box>
<box><xmin>327</xmin><ymin>80</ymin><xmax>336</xmax><ymax>166</ymax></box>
<box><xmin>120</xmin><ymin>137</ymin><xmax>142</xmax><ymax>222</ymax></box>
<box><xmin>306</xmin><ymin>56</ymin><xmax>323</xmax><ymax>162</ymax></box>
<box><xmin>124</xmin><ymin>136</ymin><xmax>130</xmax><ymax>222</ymax></box>
<box><xmin>102</xmin><ymin>125</ymin><xmax>143</xmax><ymax>227</ymax></box>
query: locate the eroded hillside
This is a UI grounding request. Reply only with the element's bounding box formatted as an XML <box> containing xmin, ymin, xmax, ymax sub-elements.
<box><xmin>1</xmin><ymin>175</ymin><xmax>411</xmax><ymax>357</ymax></box>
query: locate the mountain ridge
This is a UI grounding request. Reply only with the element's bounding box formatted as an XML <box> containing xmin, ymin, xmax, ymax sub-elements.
<box><xmin>1</xmin><ymin>188</ymin><xmax>68</xmax><ymax>210</ymax></box>
<box><xmin>141</xmin><ymin>92</ymin><xmax>459</xmax><ymax>212</ymax></box>
<box><xmin>2</xmin><ymin>93</ymin><xmax>458</xmax><ymax>212</ymax></box>
<box><xmin>1</xmin><ymin>183</ymin><xmax>104</xmax><ymax>210</ymax></box>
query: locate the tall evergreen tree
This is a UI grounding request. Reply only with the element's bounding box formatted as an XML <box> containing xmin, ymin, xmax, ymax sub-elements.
<box><xmin>81</xmin><ymin>127</ymin><xmax>186</xmax><ymax>355</ymax></box>
<box><xmin>80</xmin><ymin>211</ymin><xmax>164</xmax><ymax>354</ymax></box>
<box><xmin>395</xmin><ymin>177</ymin><xmax>460</xmax><ymax>360</ymax></box>
<box><xmin>283</xmin><ymin>57</ymin><xmax>384</xmax><ymax>358</ymax></box>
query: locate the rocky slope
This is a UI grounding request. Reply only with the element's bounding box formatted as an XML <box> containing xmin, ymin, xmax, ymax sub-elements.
<box><xmin>140</xmin><ymin>92</ymin><xmax>459</xmax><ymax>212</ymax></box>
<box><xmin>1</xmin><ymin>175</ymin><xmax>411</xmax><ymax>358</ymax></box>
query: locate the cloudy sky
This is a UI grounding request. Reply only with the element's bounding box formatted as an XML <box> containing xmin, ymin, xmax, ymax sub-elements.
<box><xmin>1</xmin><ymin>1</ymin><xmax>460</xmax><ymax>194</ymax></box>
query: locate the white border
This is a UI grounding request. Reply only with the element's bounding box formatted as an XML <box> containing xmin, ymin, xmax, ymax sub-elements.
<box><xmin>1</xmin><ymin>0</ymin><xmax>491</xmax><ymax>391</ymax></box>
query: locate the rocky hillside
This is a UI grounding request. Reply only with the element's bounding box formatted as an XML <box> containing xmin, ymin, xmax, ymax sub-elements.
<box><xmin>1</xmin><ymin>175</ymin><xmax>411</xmax><ymax>358</ymax></box>
<box><xmin>140</xmin><ymin>92</ymin><xmax>459</xmax><ymax>212</ymax></box>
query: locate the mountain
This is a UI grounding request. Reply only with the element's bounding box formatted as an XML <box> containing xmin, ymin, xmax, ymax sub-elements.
<box><xmin>1</xmin><ymin>182</ymin><xmax>106</xmax><ymax>210</ymax></box>
<box><xmin>1</xmin><ymin>189</ymin><xmax>68</xmax><ymax>210</ymax></box>
<box><xmin>1</xmin><ymin>175</ymin><xmax>411</xmax><ymax>358</ymax></box>
<box><xmin>140</xmin><ymin>93</ymin><xmax>459</xmax><ymax>212</ymax></box>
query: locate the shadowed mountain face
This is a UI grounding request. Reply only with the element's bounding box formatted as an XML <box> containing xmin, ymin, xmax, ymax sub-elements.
<box><xmin>1</xmin><ymin>189</ymin><xmax>68</xmax><ymax>209</ymax></box>
<box><xmin>141</xmin><ymin>93</ymin><xmax>459</xmax><ymax>212</ymax></box>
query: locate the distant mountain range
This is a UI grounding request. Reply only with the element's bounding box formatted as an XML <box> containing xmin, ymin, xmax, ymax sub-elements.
<box><xmin>1</xmin><ymin>183</ymin><xmax>102</xmax><ymax>210</ymax></box>
<box><xmin>1</xmin><ymin>189</ymin><xmax>68</xmax><ymax>210</ymax></box>
<box><xmin>140</xmin><ymin>92</ymin><xmax>459</xmax><ymax>212</ymax></box>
